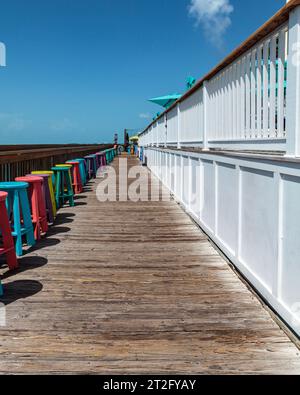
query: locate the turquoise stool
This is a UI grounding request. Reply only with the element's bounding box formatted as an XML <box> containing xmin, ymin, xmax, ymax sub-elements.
<box><xmin>84</xmin><ymin>155</ymin><xmax>97</xmax><ymax>179</ymax></box>
<box><xmin>52</xmin><ymin>167</ymin><xmax>75</xmax><ymax>208</ymax></box>
<box><xmin>105</xmin><ymin>150</ymin><xmax>112</xmax><ymax>164</ymax></box>
<box><xmin>71</xmin><ymin>159</ymin><xmax>87</xmax><ymax>186</ymax></box>
<box><xmin>0</xmin><ymin>182</ymin><xmax>36</xmax><ymax>257</ymax></box>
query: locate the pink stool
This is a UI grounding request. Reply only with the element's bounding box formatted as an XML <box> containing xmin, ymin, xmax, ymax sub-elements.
<box><xmin>15</xmin><ymin>176</ymin><xmax>49</xmax><ymax>240</ymax></box>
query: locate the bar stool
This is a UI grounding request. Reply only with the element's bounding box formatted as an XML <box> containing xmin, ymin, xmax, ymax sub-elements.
<box><xmin>0</xmin><ymin>182</ymin><xmax>35</xmax><ymax>257</ymax></box>
<box><xmin>84</xmin><ymin>155</ymin><xmax>97</xmax><ymax>179</ymax></box>
<box><xmin>66</xmin><ymin>161</ymin><xmax>83</xmax><ymax>194</ymax></box>
<box><xmin>31</xmin><ymin>171</ymin><xmax>57</xmax><ymax>218</ymax></box>
<box><xmin>72</xmin><ymin>158</ymin><xmax>87</xmax><ymax>186</ymax></box>
<box><xmin>52</xmin><ymin>166</ymin><xmax>75</xmax><ymax>208</ymax></box>
<box><xmin>15</xmin><ymin>176</ymin><xmax>49</xmax><ymax>241</ymax></box>
<box><xmin>0</xmin><ymin>191</ymin><xmax>18</xmax><ymax>270</ymax></box>
<box><xmin>26</xmin><ymin>174</ymin><xmax>55</xmax><ymax>224</ymax></box>
<box><xmin>105</xmin><ymin>150</ymin><xmax>110</xmax><ymax>164</ymax></box>
<box><xmin>96</xmin><ymin>152</ymin><xmax>106</xmax><ymax>170</ymax></box>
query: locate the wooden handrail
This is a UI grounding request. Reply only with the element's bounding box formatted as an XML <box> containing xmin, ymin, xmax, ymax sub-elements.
<box><xmin>0</xmin><ymin>144</ymin><xmax>113</xmax><ymax>164</ymax></box>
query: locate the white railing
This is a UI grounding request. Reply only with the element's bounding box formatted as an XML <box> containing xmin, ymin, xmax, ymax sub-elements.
<box><xmin>207</xmin><ymin>23</ymin><xmax>288</xmax><ymax>146</ymax></box>
<box><xmin>140</xmin><ymin>2</ymin><xmax>300</xmax><ymax>155</ymax></box>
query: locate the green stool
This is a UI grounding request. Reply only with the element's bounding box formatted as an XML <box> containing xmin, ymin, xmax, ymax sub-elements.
<box><xmin>52</xmin><ymin>167</ymin><xmax>75</xmax><ymax>208</ymax></box>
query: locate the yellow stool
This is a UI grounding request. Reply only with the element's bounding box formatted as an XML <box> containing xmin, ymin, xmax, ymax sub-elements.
<box><xmin>31</xmin><ymin>171</ymin><xmax>57</xmax><ymax>217</ymax></box>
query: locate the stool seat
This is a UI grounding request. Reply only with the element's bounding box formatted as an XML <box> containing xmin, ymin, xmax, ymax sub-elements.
<box><xmin>0</xmin><ymin>191</ymin><xmax>8</xmax><ymax>201</ymax></box>
<box><xmin>16</xmin><ymin>176</ymin><xmax>43</xmax><ymax>183</ymax></box>
<box><xmin>0</xmin><ymin>181</ymin><xmax>29</xmax><ymax>190</ymax></box>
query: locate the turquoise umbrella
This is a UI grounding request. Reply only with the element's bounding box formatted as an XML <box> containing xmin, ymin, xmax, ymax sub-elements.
<box><xmin>148</xmin><ymin>94</ymin><xmax>182</xmax><ymax>109</ymax></box>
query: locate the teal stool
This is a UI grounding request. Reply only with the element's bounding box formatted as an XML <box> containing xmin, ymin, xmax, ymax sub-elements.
<box><xmin>52</xmin><ymin>167</ymin><xmax>75</xmax><ymax>208</ymax></box>
<box><xmin>105</xmin><ymin>150</ymin><xmax>112</xmax><ymax>164</ymax></box>
<box><xmin>0</xmin><ymin>281</ymin><xmax>3</xmax><ymax>296</ymax></box>
<box><xmin>71</xmin><ymin>159</ymin><xmax>87</xmax><ymax>186</ymax></box>
<box><xmin>0</xmin><ymin>182</ymin><xmax>36</xmax><ymax>257</ymax></box>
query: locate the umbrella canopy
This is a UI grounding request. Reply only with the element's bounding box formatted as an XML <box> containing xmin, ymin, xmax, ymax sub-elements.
<box><xmin>148</xmin><ymin>94</ymin><xmax>181</xmax><ymax>109</ymax></box>
<box><xmin>129</xmin><ymin>135</ymin><xmax>139</xmax><ymax>141</ymax></box>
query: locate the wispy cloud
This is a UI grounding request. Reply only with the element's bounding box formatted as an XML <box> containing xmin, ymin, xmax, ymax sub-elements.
<box><xmin>188</xmin><ymin>0</ymin><xmax>234</xmax><ymax>48</ymax></box>
<box><xmin>139</xmin><ymin>113</ymin><xmax>151</xmax><ymax>120</ymax></box>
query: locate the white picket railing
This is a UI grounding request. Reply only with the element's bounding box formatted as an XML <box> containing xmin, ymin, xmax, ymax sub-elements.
<box><xmin>207</xmin><ymin>23</ymin><xmax>288</xmax><ymax>146</ymax></box>
<box><xmin>139</xmin><ymin>3</ymin><xmax>300</xmax><ymax>155</ymax></box>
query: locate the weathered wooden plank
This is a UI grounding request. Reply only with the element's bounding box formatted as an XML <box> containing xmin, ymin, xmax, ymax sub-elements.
<box><xmin>0</xmin><ymin>155</ymin><xmax>299</xmax><ymax>375</ymax></box>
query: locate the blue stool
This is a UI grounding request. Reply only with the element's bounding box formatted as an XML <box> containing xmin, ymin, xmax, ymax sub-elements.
<box><xmin>0</xmin><ymin>182</ymin><xmax>36</xmax><ymax>257</ymax></box>
<box><xmin>84</xmin><ymin>155</ymin><xmax>97</xmax><ymax>179</ymax></box>
<box><xmin>71</xmin><ymin>158</ymin><xmax>87</xmax><ymax>185</ymax></box>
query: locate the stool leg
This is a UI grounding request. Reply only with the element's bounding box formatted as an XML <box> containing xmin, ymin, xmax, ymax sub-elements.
<box><xmin>66</xmin><ymin>172</ymin><xmax>75</xmax><ymax>207</ymax></box>
<box><xmin>0</xmin><ymin>201</ymin><xmax>18</xmax><ymax>270</ymax></box>
<box><xmin>0</xmin><ymin>282</ymin><xmax>3</xmax><ymax>296</ymax></box>
<box><xmin>20</xmin><ymin>189</ymin><xmax>35</xmax><ymax>249</ymax></box>
<box><xmin>36</xmin><ymin>182</ymin><xmax>48</xmax><ymax>233</ymax></box>
<box><xmin>93</xmin><ymin>159</ymin><xmax>97</xmax><ymax>178</ymax></box>
<box><xmin>31</xmin><ymin>185</ymin><xmax>41</xmax><ymax>240</ymax></box>
<box><xmin>48</xmin><ymin>179</ymin><xmax>57</xmax><ymax>217</ymax></box>
<box><xmin>55</xmin><ymin>171</ymin><xmax>61</xmax><ymax>208</ymax></box>
<box><xmin>13</xmin><ymin>190</ymin><xmax>23</xmax><ymax>257</ymax></box>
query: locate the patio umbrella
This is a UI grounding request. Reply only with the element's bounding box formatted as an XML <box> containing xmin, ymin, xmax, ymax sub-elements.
<box><xmin>148</xmin><ymin>94</ymin><xmax>182</xmax><ymax>109</ymax></box>
<box><xmin>129</xmin><ymin>135</ymin><xmax>139</xmax><ymax>142</ymax></box>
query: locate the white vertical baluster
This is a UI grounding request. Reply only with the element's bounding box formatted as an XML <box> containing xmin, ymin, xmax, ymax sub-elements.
<box><xmin>277</xmin><ymin>28</ymin><xmax>286</xmax><ymax>138</ymax></box>
<box><xmin>269</xmin><ymin>34</ymin><xmax>277</xmax><ymax>138</ymax></box>
<box><xmin>240</xmin><ymin>57</ymin><xmax>246</xmax><ymax>139</ymax></box>
<box><xmin>257</xmin><ymin>45</ymin><xmax>262</xmax><ymax>137</ymax></box>
<box><xmin>263</xmin><ymin>40</ymin><xmax>270</xmax><ymax>139</ymax></box>
<box><xmin>251</xmin><ymin>49</ymin><xmax>256</xmax><ymax>139</ymax></box>
<box><xmin>245</xmin><ymin>53</ymin><xmax>251</xmax><ymax>139</ymax></box>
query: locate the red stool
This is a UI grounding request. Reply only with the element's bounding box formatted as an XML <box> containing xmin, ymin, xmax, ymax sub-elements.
<box><xmin>15</xmin><ymin>176</ymin><xmax>49</xmax><ymax>240</ymax></box>
<box><xmin>66</xmin><ymin>161</ymin><xmax>83</xmax><ymax>194</ymax></box>
<box><xmin>0</xmin><ymin>191</ymin><xmax>18</xmax><ymax>270</ymax></box>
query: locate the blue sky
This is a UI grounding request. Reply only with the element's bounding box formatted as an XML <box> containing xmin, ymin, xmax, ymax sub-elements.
<box><xmin>0</xmin><ymin>0</ymin><xmax>285</xmax><ymax>144</ymax></box>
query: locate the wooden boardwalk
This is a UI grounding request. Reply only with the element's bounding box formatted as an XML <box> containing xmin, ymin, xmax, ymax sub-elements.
<box><xmin>0</xmin><ymin>155</ymin><xmax>300</xmax><ymax>374</ymax></box>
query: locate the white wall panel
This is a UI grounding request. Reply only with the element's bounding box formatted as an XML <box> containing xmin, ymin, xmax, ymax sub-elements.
<box><xmin>216</xmin><ymin>162</ymin><xmax>238</xmax><ymax>255</ymax></box>
<box><xmin>201</xmin><ymin>160</ymin><xmax>215</xmax><ymax>233</ymax></box>
<box><xmin>240</xmin><ymin>167</ymin><xmax>277</xmax><ymax>292</ymax></box>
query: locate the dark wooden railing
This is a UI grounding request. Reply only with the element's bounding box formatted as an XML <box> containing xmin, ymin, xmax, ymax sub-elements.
<box><xmin>0</xmin><ymin>144</ymin><xmax>113</xmax><ymax>181</ymax></box>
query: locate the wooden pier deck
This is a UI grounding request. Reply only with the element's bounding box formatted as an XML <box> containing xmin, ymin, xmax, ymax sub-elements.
<box><xmin>0</xmin><ymin>155</ymin><xmax>300</xmax><ymax>375</ymax></box>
